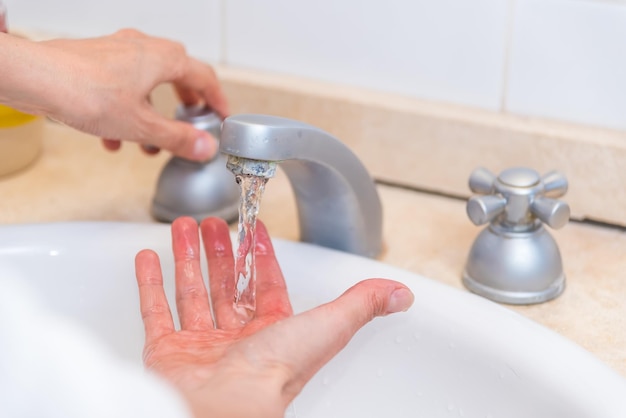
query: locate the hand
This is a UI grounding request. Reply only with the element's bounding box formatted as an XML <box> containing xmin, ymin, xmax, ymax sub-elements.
<box><xmin>134</xmin><ymin>217</ymin><xmax>414</xmax><ymax>418</ymax></box>
<box><xmin>0</xmin><ymin>30</ymin><xmax>228</xmax><ymax>161</ymax></box>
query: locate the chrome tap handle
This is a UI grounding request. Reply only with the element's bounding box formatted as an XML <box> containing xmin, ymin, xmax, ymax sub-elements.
<box><xmin>469</xmin><ymin>167</ymin><xmax>497</xmax><ymax>194</ymax></box>
<box><xmin>541</xmin><ymin>170</ymin><xmax>568</xmax><ymax>198</ymax></box>
<box><xmin>467</xmin><ymin>195</ymin><xmax>507</xmax><ymax>226</ymax></box>
<box><xmin>530</xmin><ymin>196</ymin><xmax>570</xmax><ymax>229</ymax></box>
<box><xmin>466</xmin><ymin>166</ymin><xmax>569</xmax><ymax>230</ymax></box>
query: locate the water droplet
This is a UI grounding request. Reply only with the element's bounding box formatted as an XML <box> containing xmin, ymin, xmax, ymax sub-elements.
<box><xmin>395</xmin><ymin>335</ymin><xmax>404</xmax><ymax>344</ymax></box>
<box><xmin>448</xmin><ymin>342</ymin><xmax>456</xmax><ymax>349</ymax></box>
<box><xmin>376</xmin><ymin>368</ymin><xmax>384</xmax><ymax>377</ymax></box>
<box><xmin>458</xmin><ymin>408</ymin><xmax>465</xmax><ymax>417</ymax></box>
<box><xmin>322</xmin><ymin>376</ymin><xmax>330</xmax><ymax>385</ymax></box>
<box><xmin>416</xmin><ymin>391</ymin><xmax>423</xmax><ymax>397</ymax></box>
<box><xmin>499</xmin><ymin>371</ymin><xmax>505</xmax><ymax>379</ymax></box>
<box><xmin>448</xmin><ymin>404</ymin><xmax>455</xmax><ymax>412</ymax></box>
<box><xmin>413</xmin><ymin>332</ymin><xmax>421</xmax><ymax>340</ymax></box>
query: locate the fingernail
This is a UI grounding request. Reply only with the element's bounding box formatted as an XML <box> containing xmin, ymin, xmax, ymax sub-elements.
<box><xmin>192</xmin><ymin>133</ymin><xmax>216</xmax><ymax>160</ymax></box>
<box><xmin>387</xmin><ymin>288</ymin><xmax>414</xmax><ymax>314</ymax></box>
<box><xmin>142</xmin><ymin>144</ymin><xmax>160</xmax><ymax>154</ymax></box>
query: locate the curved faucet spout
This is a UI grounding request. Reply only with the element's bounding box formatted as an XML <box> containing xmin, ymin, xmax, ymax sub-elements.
<box><xmin>220</xmin><ymin>114</ymin><xmax>382</xmax><ymax>258</ymax></box>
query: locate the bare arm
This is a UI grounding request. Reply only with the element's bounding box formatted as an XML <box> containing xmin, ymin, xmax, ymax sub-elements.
<box><xmin>0</xmin><ymin>30</ymin><xmax>229</xmax><ymax>161</ymax></box>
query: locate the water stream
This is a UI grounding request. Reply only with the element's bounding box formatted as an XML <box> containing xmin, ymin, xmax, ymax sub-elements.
<box><xmin>233</xmin><ymin>174</ymin><xmax>269</xmax><ymax>322</ymax></box>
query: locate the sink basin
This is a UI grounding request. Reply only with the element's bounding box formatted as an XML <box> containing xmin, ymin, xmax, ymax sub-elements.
<box><xmin>1</xmin><ymin>222</ymin><xmax>624</xmax><ymax>417</ymax></box>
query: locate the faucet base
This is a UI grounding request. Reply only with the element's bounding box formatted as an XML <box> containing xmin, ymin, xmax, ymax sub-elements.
<box><xmin>462</xmin><ymin>223</ymin><xmax>566</xmax><ymax>305</ymax></box>
<box><xmin>151</xmin><ymin>156</ymin><xmax>240</xmax><ymax>224</ymax></box>
<box><xmin>462</xmin><ymin>271</ymin><xmax>565</xmax><ymax>305</ymax></box>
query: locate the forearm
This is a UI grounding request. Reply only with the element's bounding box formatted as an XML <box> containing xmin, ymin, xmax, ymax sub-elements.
<box><xmin>0</xmin><ymin>33</ymin><xmax>69</xmax><ymax>116</ymax></box>
<box><xmin>1</xmin><ymin>30</ymin><xmax>225</xmax><ymax>159</ymax></box>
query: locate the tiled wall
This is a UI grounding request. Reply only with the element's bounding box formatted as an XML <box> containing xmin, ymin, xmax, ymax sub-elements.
<box><xmin>3</xmin><ymin>0</ymin><xmax>222</xmax><ymax>62</ymax></box>
<box><xmin>224</xmin><ymin>0</ymin><xmax>510</xmax><ymax>111</ymax></box>
<box><xmin>5</xmin><ymin>0</ymin><xmax>626</xmax><ymax>132</ymax></box>
<box><xmin>506</xmin><ymin>0</ymin><xmax>626</xmax><ymax>132</ymax></box>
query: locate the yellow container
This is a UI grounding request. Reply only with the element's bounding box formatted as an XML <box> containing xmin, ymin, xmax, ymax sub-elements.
<box><xmin>0</xmin><ymin>104</ymin><xmax>43</xmax><ymax>176</ymax></box>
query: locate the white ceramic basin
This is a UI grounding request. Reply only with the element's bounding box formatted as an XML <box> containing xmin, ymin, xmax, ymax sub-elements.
<box><xmin>1</xmin><ymin>222</ymin><xmax>624</xmax><ymax>417</ymax></box>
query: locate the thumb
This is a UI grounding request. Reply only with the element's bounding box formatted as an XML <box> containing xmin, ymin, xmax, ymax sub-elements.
<box><xmin>137</xmin><ymin>110</ymin><xmax>218</xmax><ymax>161</ymax></box>
<box><xmin>246</xmin><ymin>279</ymin><xmax>414</xmax><ymax>401</ymax></box>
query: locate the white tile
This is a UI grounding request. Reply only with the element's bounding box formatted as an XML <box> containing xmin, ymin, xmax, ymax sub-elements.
<box><xmin>506</xmin><ymin>0</ymin><xmax>626</xmax><ymax>131</ymax></box>
<box><xmin>224</xmin><ymin>0</ymin><xmax>510</xmax><ymax>111</ymax></box>
<box><xmin>3</xmin><ymin>0</ymin><xmax>222</xmax><ymax>62</ymax></box>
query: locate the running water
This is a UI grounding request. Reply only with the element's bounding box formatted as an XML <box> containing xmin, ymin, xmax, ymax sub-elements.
<box><xmin>233</xmin><ymin>173</ymin><xmax>269</xmax><ymax>322</ymax></box>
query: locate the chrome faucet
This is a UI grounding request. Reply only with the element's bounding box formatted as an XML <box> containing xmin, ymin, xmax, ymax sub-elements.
<box><xmin>463</xmin><ymin>167</ymin><xmax>570</xmax><ymax>304</ymax></box>
<box><xmin>220</xmin><ymin>114</ymin><xmax>383</xmax><ymax>258</ymax></box>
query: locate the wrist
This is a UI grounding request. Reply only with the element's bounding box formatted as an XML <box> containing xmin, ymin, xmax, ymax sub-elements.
<box><xmin>0</xmin><ymin>34</ymin><xmax>62</xmax><ymax>116</ymax></box>
<box><xmin>182</xmin><ymin>372</ymin><xmax>287</xmax><ymax>418</ymax></box>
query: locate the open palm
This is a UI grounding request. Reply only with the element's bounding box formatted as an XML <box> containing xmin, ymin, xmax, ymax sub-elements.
<box><xmin>135</xmin><ymin>217</ymin><xmax>414</xmax><ymax>418</ymax></box>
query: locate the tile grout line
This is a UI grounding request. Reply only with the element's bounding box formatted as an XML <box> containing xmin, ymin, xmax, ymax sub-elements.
<box><xmin>219</xmin><ymin>0</ymin><xmax>227</xmax><ymax>65</ymax></box>
<box><xmin>581</xmin><ymin>0</ymin><xmax>626</xmax><ymax>6</ymax></box>
<box><xmin>499</xmin><ymin>0</ymin><xmax>517</xmax><ymax>113</ymax></box>
<box><xmin>374</xmin><ymin>178</ymin><xmax>467</xmax><ymax>202</ymax></box>
<box><xmin>375</xmin><ymin>178</ymin><xmax>626</xmax><ymax>232</ymax></box>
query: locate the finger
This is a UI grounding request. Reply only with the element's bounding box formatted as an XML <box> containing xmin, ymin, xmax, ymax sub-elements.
<box><xmin>200</xmin><ymin>217</ymin><xmax>239</xmax><ymax>330</ymax></box>
<box><xmin>173</xmin><ymin>84</ymin><xmax>201</xmax><ymax>107</ymax></box>
<box><xmin>140</xmin><ymin>98</ymin><xmax>161</xmax><ymax>156</ymax></box>
<box><xmin>246</xmin><ymin>279</ymin><xmax>414</xmax><ymax>398</ymax></box>
<box><xmin>137</xmin><ymin>107</ymin><xmax>218</xmax><ymax>161</ymax></box>
<box><xmin>254</xmin><ymin>221</ymin><xmax>293</xmax><ymax>319</ymax></box>
<box><xmin>101</xmin><ymin>138</ymin><xmax>122</xmax><ymax>151</ymax></box>
<box><xmin>135</xmin><ymin>249</ymin><xmax>175</xmax><ymax>344</ymax></box>
<box><xmin>172</xmin><ymin>216</ymin><xmax>214</xmax><ymax>330</ymax></box>
<box><xmin>114</xmin><ymin>28</ymin><xmax>147</xmax><ymax>39</ymax></box>
<box><xmin>173</xmin><ymin>59</ymin><xmax>230</xmax><ymax>118</ymax></box>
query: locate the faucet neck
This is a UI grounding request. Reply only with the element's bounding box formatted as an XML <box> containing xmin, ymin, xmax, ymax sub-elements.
<box><xmin>220</xmin><ymin>114</ymin><xmax>383</xmax><ymax>258</ymax></box>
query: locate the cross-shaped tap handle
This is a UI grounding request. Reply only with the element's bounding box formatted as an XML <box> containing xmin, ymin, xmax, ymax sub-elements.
<box><xmin>467</xmin><ymin>167</ymin><xmax>570</xmax><ymax>229</ymax></box>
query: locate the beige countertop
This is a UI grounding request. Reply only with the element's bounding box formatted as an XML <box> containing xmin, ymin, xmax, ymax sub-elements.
<box><xmin>1</xmin><ymin>121</ymin><xmax>625</xmax><ymax>378</ymax></box>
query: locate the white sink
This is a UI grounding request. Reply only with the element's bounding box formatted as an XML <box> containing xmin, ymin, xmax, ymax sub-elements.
<box><xmin>1</xmin><ymin>222</ymin><xmax>624</xmax><ymax>417</ymax></box>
